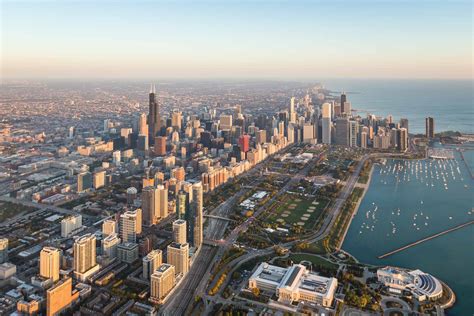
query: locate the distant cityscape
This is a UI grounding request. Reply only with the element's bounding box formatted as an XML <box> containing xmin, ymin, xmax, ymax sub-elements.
<box><xmin>0</xmin><ymin>79</ymin><xmax>469</xmax><ymax>316</ymax></box>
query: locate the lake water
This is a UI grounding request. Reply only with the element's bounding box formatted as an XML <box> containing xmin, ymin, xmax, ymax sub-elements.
<box><xmin>323</xmin><ymin>79</ymin><xmax>473</xmax><ymax>134</ymax></box>
<box><xmin>342</xmin><ymin>146</ymin><xmax>474</xmax><ymax>315</ymax></box>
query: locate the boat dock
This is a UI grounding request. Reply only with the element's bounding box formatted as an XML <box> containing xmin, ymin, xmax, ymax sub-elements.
<box><xmin>378</xmin><ymin>220</ymin><xmax>474</xmax><ymax>259</ymax></box>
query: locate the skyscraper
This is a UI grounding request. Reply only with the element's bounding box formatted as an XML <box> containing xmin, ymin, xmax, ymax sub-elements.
<box><xmin>349</xmin><ymin>120</ymin><xmax>358</xmax><ymax>147</ymax></box>
<box><xmin>157</xmin><ymin>185</ymin><xmax>168</xmax><ymax>219</ymax></box>
<box><xmin>142</xmin><ymin>186</ymin><xmax>159</xmax><ymax>226</ymax></box>
<box><xmin>102</xmin><ymin>233</ymin><xmax>120</xmax><ymax>258</ymax></box>
<box><xmin>138</xmin><ymin>113</ymin><xmax>148</xmax><ymax>136</ymax></box>
<box><xmin>154</xmin><ymin>136</ymin><xmax>167</xmax><ymax>156</ymax></box>
<box><xmin>148</xmin><ymin>84</ymin><xmax>161</xmax><ymax>142</ymax></box>
<box><xmin>172</xmin><ymin>219</ymin><xmax>187</xmax><ymax>244</ymax></box>
<box><xmin>322</xmin><ymin>103</ymin><xmax>332</xmax><ymax>144</ymax></box>
<box><xmin>426</xmin><ymin>117</ymin><xmax>434</xmax><ymax>138</ymax></box>
<box><xmin>120</xmin><ymin>209</ymin><xmax>141</xmax><ymax>243</ymax></box>
<box><xmin>340</xmin><ymin>92</ymin><xmax>347</xmax><ymax>113</ymax></box>
<box><xmin>143</xmin><ymin>249</ymin><xmax>162</xmax><ymax>280</ymax></box>
<box><xmin>73</xmin><ymin>234</ymin><xmax>99</xmax><ymax>281</ymax></box>
<box><xmin>334</xmin><ymin>117</ymin><xmax>349</xmax><ymax>146</ymax></box>
<box><xmin>150</xmin><ymin>264</ymin><xmax>176</xmax><ymax>303</ymax></box>
<box><xmin>191</xmin><ymin>182</ymin><xmax>203</xmax><ymax>248</ymax></box>
<box><xmin>166</xmin><ymin>242</ymin><xmax>189</xmax><ymax>275</ymax></box>
<box><xmin>40</xmin><ymin>247</ymin><xmax>60</xmax><ymax>282</ymax></box>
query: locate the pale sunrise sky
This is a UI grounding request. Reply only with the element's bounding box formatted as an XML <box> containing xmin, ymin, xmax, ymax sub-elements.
<box><xmin>1</xmin><ymin>0</ymin><xmax>472</xmax><ymax>79</ymax></box>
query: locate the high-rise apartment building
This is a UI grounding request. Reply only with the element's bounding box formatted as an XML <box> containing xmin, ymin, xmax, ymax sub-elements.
<box><xmin>73</xmin><ymin>234</ymin><xmax>99</xmax><ymax>281</ymax></box>
<box><xmin>142</xmin><ymin>186</ymin><xmax>159</xmax><ymax>226</ymax></box>
<box><xmin>77</xmin><ymin>172</ymin><xmax>92</xmax><ymax>193</ymax></box>
<box><xmin>102</xmin><ymin>219</ymin><xmax>117</xmax><ymax>237</ymax></box>
<box><xmin>167</xmin><ymin>242</ymin><xmax>189</xmax><ymax>276</ymax></box>
<box><xmin>40</xmin><ymin>247</ymin><xmax>60</xmax><ymax>282</ymax></box>
<box><xmin>143</xmin><ymin>249</ymin><xmax>162</xmax><ymax>280</ymax></box>
<box><xmin>120</xmin><ymin>209</ymin><xmax>142</xmax><ymax>243</ymax></box>
<box><xmin>322</xmin><ymin>103</ymin><xmax>332</xmax><ymax>144</ymax></box>
<box><xmin>150</xmin><ymin>264</ymin><xmax>175</xmax><ymax>303</ymax></box>
<box><xmin>102</xmin><ymin>233</ymin><xmax>120</xmax><ymax>258</ymax></box>
<box><xmin>172</xmin><ymin>219</ymin><xmax>187</xmax><ymax>244</ymax></box>
<box><xmin>426</xmin><ymin>117</ymin><xmax>435</xmax><ymax>138</ymax></box>
<box><xmin>191</xmin><ymin>182</ymin><xmax>203</xmax><ymax>248</ymax></box>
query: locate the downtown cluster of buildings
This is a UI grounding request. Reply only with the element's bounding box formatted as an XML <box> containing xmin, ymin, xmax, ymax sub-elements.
<box><xmin>0</xmin><ymin>82</ymin><xmax>440</xmax><ymax>315</ymax></box>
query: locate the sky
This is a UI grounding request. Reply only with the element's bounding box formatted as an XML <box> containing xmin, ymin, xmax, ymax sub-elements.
<box><xmin>1</xmin><ymin>0</ymin><xmax>472</xmax><ymax>80</ymax></box>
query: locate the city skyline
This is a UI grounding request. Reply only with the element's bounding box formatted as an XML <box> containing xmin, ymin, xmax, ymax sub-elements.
<box><xmin>2</xmin><ymin>0</ymin><xmax>472</xmax><ymax>80</ymax></box>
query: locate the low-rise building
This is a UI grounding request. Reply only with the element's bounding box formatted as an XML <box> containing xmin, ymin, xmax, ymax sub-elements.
<box><xmin>248</xmin><ymin>263</ymin><xmax>337</xmax><ymax>307</ymax></box>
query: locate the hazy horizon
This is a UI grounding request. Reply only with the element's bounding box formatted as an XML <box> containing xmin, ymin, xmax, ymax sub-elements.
<box><xmin>2</xmin><ymin>0</ymin><xmax>473</xmax><ymax>80</ymax></box>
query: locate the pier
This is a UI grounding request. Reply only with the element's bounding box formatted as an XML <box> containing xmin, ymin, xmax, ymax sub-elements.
<box><xmin>378</xmin><ymin>220</ymin><xmax>474</xmax><ymax>259</ymax></box>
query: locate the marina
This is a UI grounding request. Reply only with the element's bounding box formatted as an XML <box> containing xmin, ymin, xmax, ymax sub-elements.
<box><xmin>343</xmin><ymin>144</ymin><xmax>474</xmax><ymax>315</ymax></box>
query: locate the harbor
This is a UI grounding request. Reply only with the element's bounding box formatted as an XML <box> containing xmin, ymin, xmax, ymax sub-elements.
<box><xmin>343</xmin><ymin>143</ymin><xmax>474</xmax><ymax>315</ymax></box>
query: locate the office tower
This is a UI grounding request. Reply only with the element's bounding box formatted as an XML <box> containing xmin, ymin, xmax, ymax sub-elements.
<box><xmin>0</xmin><ymin>238</ymin><xmax>8</xmax><ymax>263</ymax></box>
<box><xmin>400</xmin><ymin>118</ymin><xmax>409</xmax><ymax>133</ymax></box>
<box><xmin>426</xmin><ymin>117</ymin><xmax>434</xmax><ymax>138</ymax></box>
<box><xmin>68</xmin><ymin>126</ymin><xmax>74</xmax><ymax>139</ymax></box>
<box><xmin>150</xmin><ymin>264</ymin><xmax>176</xmax><ymax>302</ymax></box>
<box><xmin>148</xmin><ymin>84</ymin><xmax>161</xmax><ymax>141</ymax></box>
<box><xmin>102</xmin><ymin>233</ymin><xmax>120</xmax><ymax>258</ymax></box>
<box><xmin>398</xmin><ymin>128</ymin><xmax>408</xmax><ymax>152</ymax></box>
<box><xmin>287</xmin><ymin>124</ymin><xmax>295</xmax><ymax>143</ymax></box>
<box><xmin>343</xmin><ymin>102</ymin><xmax>352</xmax><ymax>115</ymax></box>
<box><xmin>191</xmin><ymin>182</ymin><xmax>203</xmax><ymax>248</ymax></box>
<box><xmin>322</xmin><ymin>103</ymin><xmax>332</xmax><ymax>144</ymax></box>
<box><xmin>256</xmin><ymin>130</ymin><xmax>266</xmax><ymax>144</ymax></box>
<box><xmin>138</xmin><ymin>113</ymin><xmax>148</xmax><ymax>136</ymax></box>
<box><xmin>238</xmin><ymin>134</ymin><xmax>250</xmax><ymax>152</ymax></box>
<box><xmin>137</xmin><ymin>134</ymin><xmax>149</xmax><ymax>152</ymax></box>
<box><xmin>172</xmin><ymin>219</ymin><xmax>187</xmax><ymax>244</ymax></box>
<box><xmin>157</xmin><ymin>185</ymin><xmax>168</xmax><ymax>219</ymax></box>
<box><xmin>117</xmin><ymin>243</ymin><xmax>139</xmax><ymax>263</ymax></box>
<box><xmin>391</xmin><ymin>128</ymin><xmax>400</xmax><ymax>148</ymax></box>
<box><xmin>340</xmin><ymin>92</ymin><xmax>347</xmax><ymax>113</ymax></box>
<box><xmin>40</xmin><ymin>247</ymin><xmax>60</xmax><ymax>282</ymax></box>
<box><xmin>360</xmin><ymin>131</ymin><xmax>368</xmax><ymax>148</ymax></box>
<box><xmin>176</xmin><ymin>191</ymin><xmax>188</xmax><ymax>219</ymax></box>
<box><xmin>219</xmin><ymin>115</ymin><xmax>233</xmax><ymax>130</ymax></box>
<box><xmin>46</xmin><ymin>277</ymin><xmax>76</xmax><ymax>316</ymax></box>
<box><xmin>289</xmin><ymin>97</ymin><xmax>297</xmax><ymax>123</ymax></box>
<box><xmin>154</xmin><ymin>136</ymin><xmax>167</xmax><ymax>156</ymax></box>
<box><xmin>77</xmin><ymin>172</ymin><xmax>92</xmax><ymax>193</ymax></box>
<box><xmin>61</xmin><ymin>215</ymin><xmax>82</xmax><ymax>238</ymax></box>
<box><xmin>142</xmin><ymin>186</ymin><xmax>159</xmax><ymax>226</ymax></box>
<box><xmin>112</xmin><ymin>151</ymin><xmax>121</xmax><ymax>166</ymax></box>
<box><xmin>143</xmin><ymin>249</ymin><xmax>162</xmax><ymax>280</ymax></box>
<box><xmin>120</xmin><ymin>209</ymin><xmax>141</xmax><ymax>243</ymax></box>
<box><xmin>334</xmin><ymin>117</ymin><xmax>349</xmax><ymax>146</ymax></box>
<box><xmin>171</xmin><ymin>111</ymin><xmax>182</xmax><ymax>130</ymax></box>
<box><xmin>171</xmin><ymin>167</ymin><xmax>185</xmax><ymax>182</ymax></box>
<box><xmin>93</xmin><ymin>170</ymin><xmax>106</xmax><ymax>189</ymax></box>
<box><xmin>349</xmin><ymin>120</ymin><xmax>358</xmax><ymax>147</ymax></box>
<box><xmin>102</xmin><ymin>219</ymin><xmax>117</xmax><ymax>237</ymax></box>
<box><xmin>103</xmin><ymin>119</ymin><xmax>110</xmax><ymax>132</ymax></box>
<box><xmin>302</xmin><ymin>123</ymin><xmax>315</xmax><ymax>143</ymax></box>
<box><xmin>73</xmin><ymin>234</ymin><xmax>98</xmax><ymax>280</ymax></box>
<box><xmin>166</xmin><ymin>242</ymin><xmax>189</xmax><ymax>275</ymax></box>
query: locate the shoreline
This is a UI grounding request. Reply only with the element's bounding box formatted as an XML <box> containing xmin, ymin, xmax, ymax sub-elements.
<box><xmin>337</xmin><ymin>153</ymin><xmax>459</xmax><ymax>312</ymax></box>
<box><xmin>336</xmin><ymin>160</ymin><xmax>374</xmax><ymax>250</ymax></box>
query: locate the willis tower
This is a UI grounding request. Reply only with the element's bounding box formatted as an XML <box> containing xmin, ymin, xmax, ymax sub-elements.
<box><xmin>148</xmin><ymin>84</ymin><xmax>160</xmax><ymax>144</ymax></box>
